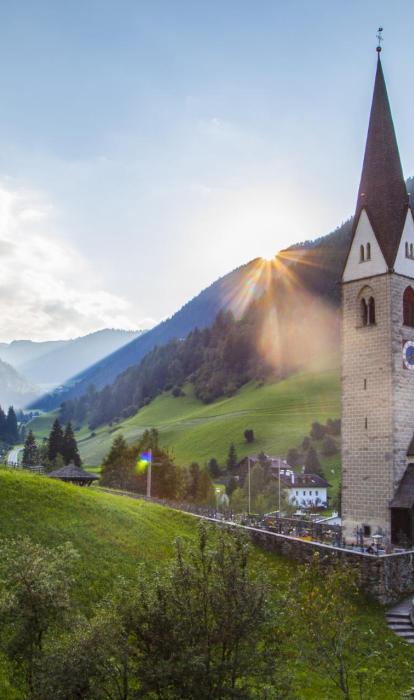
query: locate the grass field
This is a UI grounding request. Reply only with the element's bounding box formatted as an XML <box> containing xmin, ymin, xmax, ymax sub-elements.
<box><xmin>51</xmin><ymin>364</ymin><xmax>341</xmax><ymax>467</ymax></box>
<box><xmin>0</xmin><ymin>468</ymin><xmax>411</xmax><ymax>699</ymax></box>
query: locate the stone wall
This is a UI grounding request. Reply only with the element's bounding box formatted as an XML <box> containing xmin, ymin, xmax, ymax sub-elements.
<box><xmin>202</xmin><ymin>517</ymin><xmax>414</xmax><ymax>606</ymax></box>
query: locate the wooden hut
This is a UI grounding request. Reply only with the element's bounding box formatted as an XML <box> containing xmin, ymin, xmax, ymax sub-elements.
<box><xmin>48</xmin><ymin>462</ymin><xmax>98</xmax><ymax>487</ymax></box>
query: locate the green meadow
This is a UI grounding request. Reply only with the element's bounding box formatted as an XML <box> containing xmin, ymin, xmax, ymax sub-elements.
<box><xmin>31</xmin><ymin>365</ymin><xmax>340</xmax><ymax>468</ymax></box>
<box><xmin>0</xmin><ymin>468</ymin><xmax>411</xmax><ymax>699</ymax></box>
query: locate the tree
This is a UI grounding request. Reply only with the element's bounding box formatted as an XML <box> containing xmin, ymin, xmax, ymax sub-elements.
<box><xmin>0</xmin><ymin>537</ymin><xmax>78</xmax><ymax>697</ymax></box>
<box><xmin>321</xmin><ymin>435</ymin><xmax>339</xmax><ymax>457</ymax></box>
<box><xmin>304</xmin><ymin>446</ymin><xmax>323</xmax><ymax>476</ymax></box>
<box><xmin>244</xmin><ymin>429</ymin><xmax>255</xmax><ymax>443</ymax></box>
<box><xmin>286</xmin><ymin>447</ymin><xmax>301</xmax><ymax>468</ymax></box>
<box><xmin>226</xmin><ymin>476</ymin><xmax>238</xmax><ymax>498</ymax></box>
<box><xmin>38</xmin><ymin>608</ymin><xmax>128</xmax><ymax>700</ymax></box>
<box><xmin>115</xmin><ymin>524</ymin><xmax>288</xmax><ymax>698</ymax></box>
<box><xmin>22</xmin><ymin>430</ymin><xmax>38</xmax><ymax>467</ymax></box>
<box><xmin>5</xmin><ymin>407</ymin><xmax>18</xmax><ymax>444</ymax></box>
<box><xmin>226</xmin><ymin>442</ymin><xmax>238</xmax><ymax>473</ymax></box>
<box><xmin>326</xmin><ymin>418</ymin><xmax>341</xmax><ymax>436</ymax></box>
<box><xmin>293</xmin><ymin>554</ymin><xmax>388</xmax><ymax>699</ymax></box>
<box><xmin>0</xmin><ymin>405</ymin><xmax>6</xmax><ymax>442</ymax></box>
<box><xmin>48</xmin><ymin>419</ymin><xmax>65</xmax><ymax>464</ymax></box>
<box><xmin>207</xmin><ymin>457</ymin><xmax>221</xmax><ymax>478</ymax></box>
<box><xmin>302</xmin><ymin>436</ymin><xmax>311</xmax><ymax>451</ymax></box>
<box><xmin>310</xmin><ymin>421</ymin><xmax>326</xmax><ymax>440</ymax></box>
<box><xmin>101</xmin><ymin>435</ymin><xmax>135</xmax><ymax>490</ymax></box>
<box><xmin>62</xmin><ymin>422</ymin><xmax>81</xmax><ymax>466</ymax></box>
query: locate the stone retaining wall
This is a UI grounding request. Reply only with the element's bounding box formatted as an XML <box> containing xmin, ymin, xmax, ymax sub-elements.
<box><xmin>201</xmin><ymin>518</ymin><xmax>414</xmax><ymax>606</ymax></box>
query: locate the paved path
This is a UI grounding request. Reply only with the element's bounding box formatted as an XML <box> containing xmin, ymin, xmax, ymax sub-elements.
<box><xmin>7</xmin><ymin>447</ymin><xmax>22</xmax><ymax>466</ymax></box>
<box><xmin>386</xmin><ymin>598</ymin><xmax>414</xmax><ymax>643</ymax></box>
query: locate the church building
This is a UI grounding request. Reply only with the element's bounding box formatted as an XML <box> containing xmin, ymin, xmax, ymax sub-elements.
<box><xmin>342</xmin><ymin>44</ymin><xmax>414</xmax><ymax>545</ymax></box>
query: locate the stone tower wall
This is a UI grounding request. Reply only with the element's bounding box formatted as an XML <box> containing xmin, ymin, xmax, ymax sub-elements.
<box><xmin>342</xmin><ymin>274</ymin><xmax>394</xmax><ymax>540</ymax></box>
<box><xmin>342</xmin><ymin>273</ymin><xmax>414</xmax><ymax>541</ymax></box>
<box><xmin>390</xmin><ymin>275</ymin><xmax>414</xmax><ymax>487</ymax></box>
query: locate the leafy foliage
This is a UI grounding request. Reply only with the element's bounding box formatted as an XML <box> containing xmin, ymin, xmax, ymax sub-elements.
<box><xmin>100</xmin><ymin>429</ymin><xmax>214</xmax><ymax>503</ymax></box>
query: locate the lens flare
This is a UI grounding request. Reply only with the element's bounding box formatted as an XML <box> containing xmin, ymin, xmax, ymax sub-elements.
<box><xmin>135</xmin><ymin>451</ymin><xmax>151</xmax><ymax>474</ymax></box>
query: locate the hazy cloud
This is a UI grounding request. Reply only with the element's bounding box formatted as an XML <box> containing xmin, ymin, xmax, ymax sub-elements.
<box><xmin>0</xmin><ymin>181</ymin><xmax>139</xmax><ymax>342</ymax></box>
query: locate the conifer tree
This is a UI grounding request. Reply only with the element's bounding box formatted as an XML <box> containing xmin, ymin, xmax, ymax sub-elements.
<box><xmin>5</xmin><ymin>407</ymin><xmax>18</xmax><ymax>444</ymax></box>
<box><xmin>0</xmin><ymin>405</ymin><xmax>6</xmax><ymax>442</ymax></box>
<box><xmin>62</xmin><ymin>422</ymin><xmax>81</xmax><ymax>466</ymax></box>
<box><xmin>226</xmin><ymin>443</ymin><xmax>238</xmax><ymax>473</ymax></box>
<box><xmin>304</xmin><ymin>446</ymin><xmax>323</xmax><ymax>476</ymax></box>
<box><xmin>48</xmin><ymin>419</ymin><xmax>65</xmax><ymax>464</ymax></box>
<box><xmin>22</xmin><ymin>430</ymin><xmax>38</xmax><ymax>467</ymax></box>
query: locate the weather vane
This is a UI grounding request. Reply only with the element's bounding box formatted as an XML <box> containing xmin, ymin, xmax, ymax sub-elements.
<box><xmin>376</xmin><ymin>27</ymin><xmax>383</xmax><ymax>53</ymax></box>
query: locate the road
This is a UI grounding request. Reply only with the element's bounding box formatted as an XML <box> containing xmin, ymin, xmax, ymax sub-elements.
<box><xmin>7</xmin><ymin>446</ymin><xmax>22</xmax><ymax>466</ymax></box>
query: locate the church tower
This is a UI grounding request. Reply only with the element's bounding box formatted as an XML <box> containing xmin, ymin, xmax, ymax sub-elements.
<box><xmin>342</xmin><ymin>45</ymin><xmax>414</xmax><ymax>544</ymax></box>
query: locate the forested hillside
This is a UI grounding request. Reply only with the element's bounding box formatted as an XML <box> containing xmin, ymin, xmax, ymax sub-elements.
<box><xmin>33</xmin><ymin>217</ymin><xmax>352</xmax><ymax>412</ymax></box>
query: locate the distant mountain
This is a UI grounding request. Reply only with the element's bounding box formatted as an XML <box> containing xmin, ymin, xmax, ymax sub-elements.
<box><xmin>0</xmin><ymin>339</ymin><xmax>66</xmax><ymax>368</ymax></box>
<box><xmin>0</xmin><ymin>329</ymin><xmax>143</xmax><ymax>392</ymax></box>
<box><xmin>19</xmin><ymin>329</ymin><xmax>143</xmax><ymax>389</ymax></box>
<box><xmin>31</xmin><ymin>216</ymin><xmax>353</xmax><ymax>412</ymax></box>
<box><xmin>0</xmin><ymin>359</ymin><xmax>39</xmax><ymax>409</ymax></box>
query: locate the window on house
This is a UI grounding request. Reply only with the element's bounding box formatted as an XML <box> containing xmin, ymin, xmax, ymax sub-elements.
<box><xmin>403</xmin><ymin>286</ymin><xmax>414</xmax><ymax>327</ymax></box>
<box><xmin>411</xmin><ymin>243</ymin><xmax>414</xmax><ymax>259</ymax></box>
<box><xmin>360</xmin><ymin>244</ymin><xmax>365</xmax><ymax>262</ymax></box>
<box><xmin>406</xmin><ymin>242</ymin><xmax>409</xmax><ymax>257</ymax></box>
<box><xmin>366</xmin><ymin>242</ymin><xmax>371</xmax><ymax>260</ymax></box>
<box><xmin>316</xmin><ymin>490</ymin><xmax>319</xmax><ymax>496</ymax></box>
<box><xmin>364</xmin><ymin>378</ymin><xmax>367</xmax><ymax>390</ymax></box>
<box><xmin>303</xmin><ymin>491</ymin><xmax>306</xmax><ymax>496</ymax></box>
<box><xmin>309</xmin><ymin>490</ymin><xmax>312</xmax><ymax>495</ymax></box>
<box><xmin>363</xmin><ymin>525</ymin><xmax>371</xmax><ymax>538</ymax></box>
<box><xmin>365</xmin><ymin>417</ymin><xmax>368</xmax><ymax>430</ymax></box>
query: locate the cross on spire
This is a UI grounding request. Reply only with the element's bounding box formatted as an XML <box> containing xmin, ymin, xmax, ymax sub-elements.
<box><xmin>376</xmin><ymin>26</ymin><xmax>383</xmax><ymax>53</ymax></box>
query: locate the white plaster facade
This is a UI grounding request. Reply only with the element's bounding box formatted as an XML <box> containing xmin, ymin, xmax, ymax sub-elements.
<box><xmin>343</xmin><ymin>209</ymin><xmax>387</xmax><ymax>282</ymax></box>
<box><xmin>394</xmin><ymin>210</ymin><xmax>414</xmax><ymax>276</ymax></box>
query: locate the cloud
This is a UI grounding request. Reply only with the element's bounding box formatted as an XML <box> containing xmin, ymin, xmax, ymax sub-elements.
<box><xmin>0</xmin><ymin>181</ymin><xmax>139</xmax><ymax>341</ymax></box>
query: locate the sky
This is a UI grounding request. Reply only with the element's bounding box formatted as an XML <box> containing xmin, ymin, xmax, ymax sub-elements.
<box><xmin>0</xmin><ymin>0</ymin><xmax>413</xmax><ymax>342</ymax></box>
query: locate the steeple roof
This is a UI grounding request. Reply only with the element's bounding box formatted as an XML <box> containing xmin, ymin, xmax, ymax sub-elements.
<box><xmin>353</xmin><ymin>54</ymin><xmax>409</xmax><ymax>268</ymax></box>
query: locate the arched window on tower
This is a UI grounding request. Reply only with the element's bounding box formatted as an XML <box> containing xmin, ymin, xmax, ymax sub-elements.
<box><xmin>368</xmin><ymin>297</ymin><xmax>376</xmax><ymax>325</ymax></box>
<box><xmin>358</xmin><ymin>286</ymin><xmax>376</xmax><ymax>327</ymax></box>
<box><xmin>360</xmin><ymin>244</ymin><xmax>365</xmax><ymax>262</ymax></box>
<box><xmin>406</xmin><ymin>242</ymin><xmax>409</xmax><ymax>257</ymax></box>
<box><xmin>361</xmin><ymin>298</ymin><xmax>368</xmax><ymax>326</ymax></box>
<box><xmin>366</xmin><ymin>242</ymin><xmax>371</xmax><ymax>260</ymax></box>
<box><xmin>403</xmin><ymin>286</ymin><xmax>414</xmax><ymax>327</ymax></box>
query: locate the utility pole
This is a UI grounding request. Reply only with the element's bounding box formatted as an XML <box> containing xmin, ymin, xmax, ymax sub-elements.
<box><xmin>248</xmin><ymin>456</ymin><xmax>251</xmax><ymax>515</ymax></box>
<box><xmin>146</xmin><ymin>448</ymin><xmax>152</xmax><ymax>498</ymax></box>
<box><xmin>278</xmin><ymin>458</ymin><xmax>281</xmax><ymax>515</ymax></box>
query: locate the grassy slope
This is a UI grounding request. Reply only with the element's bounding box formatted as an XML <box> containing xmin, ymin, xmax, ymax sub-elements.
<box><xmin>63</xmin><ymin>365</ymin><xmax>340</xmax><ymax>468</ymax></box>
<box><xmin>0</xmin><ymin>468</ymin><xmax>410</xmax><ymax>699</ymax></box>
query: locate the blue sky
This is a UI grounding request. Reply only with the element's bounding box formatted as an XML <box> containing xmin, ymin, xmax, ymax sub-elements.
<box><xmin>0</xmin><ymin>1</ymin><xmax>412</xmax><ymax>340</ymax></box>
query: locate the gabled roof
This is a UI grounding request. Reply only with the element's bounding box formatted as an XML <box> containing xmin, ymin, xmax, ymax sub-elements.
<box><xmin>344</xmin><ymin>54</ymin><xmax>409</xmax><ymax>272</ymax></box>
<box><xmin>289</xmin><ymin>474</ymin><xmax>330</xmax><ymax>489</ymax></box>
<box><xmin>48</xmin><ymin>463</ymin><xmax>98</xmax><ymax>481</ymax></box>
<box><xmin>390</xmin><ymin>464</ymin><xmax>414</xmax><ymax>509</ymax></box>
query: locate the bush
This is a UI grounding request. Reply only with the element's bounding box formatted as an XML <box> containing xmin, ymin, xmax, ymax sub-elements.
<box><xmin>310</xmin><ymin>422</ymin><xmax>326</xmax><ymax>440</ymax></box>
<box><xmin>244</xmin><ymin>429</ymin><xmax>255</xmax><ymax>443</ymax></box>
<box><xmin>321</xmin><ymin>436</ymin><xmax>338</xmax><ymax>456</ymax></box>
<box><xmin>326</xmin><ymin>418</ymin><xmax>341</xmax><ymax>436</ymax></box>
<box><xmin>286</xmin><ymin>448</ymin><xmax>301</xmax><ymax>468</ymax></box>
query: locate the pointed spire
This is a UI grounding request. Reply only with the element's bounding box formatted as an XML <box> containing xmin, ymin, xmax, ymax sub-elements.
<box><xmin>355</xmin><ymin>52</ymin><xmax>409</xmax><ymax>268</ymax></box>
